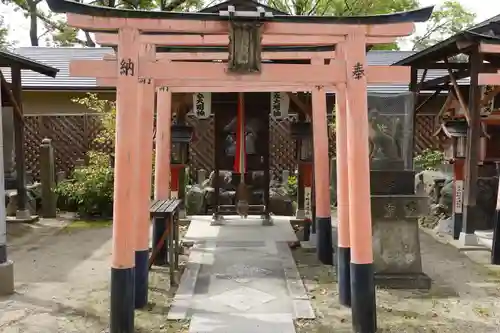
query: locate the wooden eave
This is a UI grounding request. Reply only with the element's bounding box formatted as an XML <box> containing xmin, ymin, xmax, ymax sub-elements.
<box><xmin>45</xmin><ymin>0</ymin><xmax>433</xmax><ymax>26</ymax></box>
<box><xmin>0</xmin><ymin>50</ymin><xmax>58</xmax><ymax>78</ymax></box>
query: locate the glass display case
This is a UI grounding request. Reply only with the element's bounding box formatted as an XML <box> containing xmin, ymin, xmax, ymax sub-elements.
<box><xmin>367</xmin><ymin>92</ymin><xmax>415</xmax><ymax>170</ymax></box>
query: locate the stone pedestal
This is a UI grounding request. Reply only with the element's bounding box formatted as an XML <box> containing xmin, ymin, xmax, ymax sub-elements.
<box><xmin>371</xmin><ymin>169</ymin><xmax>431</xmax><ymax>289</ymax></box>
<box><xmin>295</xmin><ymin>209</ymin><xmax>306</xmax><ymax>219</ymax></box>
<box><xmin>0</xmin><ymin>260</ymin><xmax>14</xmax><ymax>295</ymax></box>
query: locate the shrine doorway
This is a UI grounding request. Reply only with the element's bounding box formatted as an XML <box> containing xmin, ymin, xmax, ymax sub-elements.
<box><xmin>212</xmin><ymin>92</ymin><xmax>271</xmax><ymax>217</ymax></box>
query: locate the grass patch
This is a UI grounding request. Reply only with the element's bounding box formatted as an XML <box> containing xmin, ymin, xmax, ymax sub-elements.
<box><xmin>66</xmin><ymin>219</ymin><xmax>112</xmax><ymax>229</ymax></box>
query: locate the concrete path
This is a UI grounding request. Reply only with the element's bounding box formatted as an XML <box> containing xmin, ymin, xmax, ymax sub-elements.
<box><xmin>169</xmin><ymin>216</ymin><xmax>314</xmax><ymax>333</ymax></box>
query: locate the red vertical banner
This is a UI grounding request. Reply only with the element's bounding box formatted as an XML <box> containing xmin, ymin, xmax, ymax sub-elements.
<box><xmin>170</xmin><ymin>164</ymin><xmax>181</xmax><ymax>199</ymax></box>
<box><xmin>234</xmin><ymin>92</ymin><xmax>246</xmax><ymax>173</ymax></box>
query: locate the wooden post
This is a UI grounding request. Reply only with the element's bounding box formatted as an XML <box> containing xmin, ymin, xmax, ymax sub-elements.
<box><xmin>461</xmin><ymin>48</ymin><xmax>483</xmax><ymax>245</ymax></box>
<box><xmin>134</xmin><ymin>44</ymin><xmax>156</xmax><ymax>310</ymax></box>
<box><xmin>302</xmin><ymin>162</ymin><xmax>313</xmax><ymax>240</ymax></box>
<box><xmin>492</xmin><ymin>175</ymin><xmax>500</xmax><ymax>264</ymax></box>
<box><xmin>345</xmin><ymin>30</ymin><xmax>377</xmax><ymax>332</ymax></box>
<box><xmin>311</xmin><ymin>85</ymin><xmax>333</xmax><ymax>265</ymax></box>
<box><xmin>335</xmin><ymin>82</ymin><xmax>351</xmax><ymax>307</ymax></box>
<box><xmin>40</xmin><ymin>138</ymin><xmax>57</xmax><ymax>218</ymax></box>
<box><xmin>177</xmin><ymin>111</ymin><xmax>188</xmax><ymax>219</ymax></box>
<box><xmin>296</xmin><ymin>114</ymin><xmax>306</xmax><ymax>220</ymax></box>
<box><xmin>408</xmin><ymin>67</ymin><xmax>418</xmax><ymax>169</ymax></box>
<box><xmin>263</xmin><ymin>108</ymin><xmax>271</xmax><ymax>219</ymax></box>
<box><xmin>152</xmin><ymin>87</ymin><xmax>172</xmax><ymax>266</ymax></box>
<box><xmin>10</xmin><ymin>66</ymin><xmax>29</xmax><ymax>220</ymax></box>
<box><xmin>178</xmin><ymin>166</ymin><xmax>187</xmax><ymax>218</ymax></box>
<box><xmin>0</xmin><ymin>83</ymin><xmax>14</xmax><ymax>296</ymax></box>
<box><xmin>110</xmin><ymin>27</ymin><xmax>140</xmax><ymax>333</ymax></box>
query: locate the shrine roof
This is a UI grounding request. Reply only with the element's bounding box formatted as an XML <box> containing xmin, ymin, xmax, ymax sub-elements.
<box><xmin>0</xmin><ymin>49</ymin><xmax>58</xmax><ymax>78</ymax></box>
<box><xmin>45</xmin><ymin>0</ymin><xmax>432</xmax><ymax>27</ymax></box>
<box><xmin>395</xmin><ymin>13</ymin><xmax>500</xmax><ymax>67</ymax></box>
<box><xmin>199</xmin><ymin>0</ymin><xmax>287</xmax><ymax>15</ymax></box>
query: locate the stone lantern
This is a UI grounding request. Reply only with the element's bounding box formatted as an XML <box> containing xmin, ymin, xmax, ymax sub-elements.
<box><xmin>291</xmin><ymin>122</ymin><xmax>314</xmax><ymax>236</ymax></box>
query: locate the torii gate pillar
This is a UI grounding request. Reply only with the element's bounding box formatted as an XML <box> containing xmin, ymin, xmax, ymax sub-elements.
<box><xmin>109</xmin><ymin>27</ymin><xmax>140</xmax><ymax>333</ymax></box>
<box><xmin>152</xmin><ymin>87</ymin><xmax>173</xmax><ymax>267</ymax></box>
<box><xmin>312</xmin><ymin>86</ymin><xmax>333</xmax><ymax>266</ymax></box>
<box><xmin>134</xmin><ymin>45</ymin><xmax>156</xmax><ymax>309</ymax></box>
<box><xmin>345</xmin><ymin>30</ymin><xmax>377</xmax><ymax>332</ymax></box>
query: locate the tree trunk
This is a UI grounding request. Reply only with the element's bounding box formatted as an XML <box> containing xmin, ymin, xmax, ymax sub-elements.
<box><xmin>85</xmin><ymin>32</ymin><xmax>96</xmax><ymax>47</ymax></box>
<box><xmin>28</xmin><ymin>0</ymin><xmax>38</xmax><ymax>46</ymax></box>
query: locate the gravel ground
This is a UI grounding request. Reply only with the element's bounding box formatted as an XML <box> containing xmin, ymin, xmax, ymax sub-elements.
<box><xmin>0</xmin><ymin>221</ymin><xmax>190</xmax><ymax>333</ymax></box>
<box><xmin>293</xmin><ymin>231</ymin><xmax>500</xmax><ymax>333</ymax></box>
<box><xmin>2</xmin><ymin>221</ymin><xmax>500</xmax><ymax>333</ymax></box>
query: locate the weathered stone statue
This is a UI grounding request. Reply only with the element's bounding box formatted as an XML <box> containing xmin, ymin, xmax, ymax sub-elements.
<box><xmin>368</xmin><ymin>108</ymin><xmax>402</xmax><ymax>161</ymax></box>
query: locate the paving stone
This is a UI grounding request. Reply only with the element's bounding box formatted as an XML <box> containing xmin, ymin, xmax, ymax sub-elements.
<box><xmin>168</xmin><ymin>216</ymin><xmax>313</xmax><ymax>331</ymax></box>
<box><xmin>189</xmin><ymin>313</ymin><xmax>296</xmax><ymax>333</ymax></box>
<box><xmin>208</xmin><ymin>286</ymin><xmax>277</xmax><ymax>311</ymax></box>
<box><xmin>184</xmin><ymin>216</ymin><xmax>298</xmax><ymax>242</ymax></box>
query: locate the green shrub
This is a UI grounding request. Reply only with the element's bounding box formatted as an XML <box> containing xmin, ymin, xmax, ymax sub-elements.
<box><xmin>414</xmin><ymin>149</ymin><xmax>445</xmax><ymax>171</ymax></box>
<box><xmin>56</xmin><ymin>151</ymin><xmax>114</xmax><ymax>217</ymax></box>
<box><xmin>287</xmin><ymin>175</ymin><xmax>298</xmax><ymax>198</ymax></box>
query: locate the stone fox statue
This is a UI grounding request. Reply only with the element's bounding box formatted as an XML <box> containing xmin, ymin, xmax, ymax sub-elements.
<box><xmin>368</xmin><ymin>108</ymin><xmax>402</xmax><ymax>160</ymax></box>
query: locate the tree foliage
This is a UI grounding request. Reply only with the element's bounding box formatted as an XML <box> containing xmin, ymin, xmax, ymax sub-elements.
<box><xmin>264</xmin><ymin>0</ymin><xmax>475</xmax><ymax>50</ymax></box>
<box><xmin>0</xmin><ymin>14</ymin><xmax>13</xmax><ymax>49</ymax></box>
<box><xmin>412</xmin><ymin>0</ymin><xmax>476</xmax><ymax>51</ymax></box>
<box><xmin>2</xmin><ymin>0</ymin><xmax>204</xmax><ymax>47</ymax></box>
<box><xmin>71</xmin><ymin>93</ymin><xmax>116</xmax><ymax>146</ymax></box>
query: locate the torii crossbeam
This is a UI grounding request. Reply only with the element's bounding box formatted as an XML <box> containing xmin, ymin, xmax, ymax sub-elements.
<box><xmin>44</xmin><ymin>0</ymin><xmax>433</xmax><ymax>332</ymax></box>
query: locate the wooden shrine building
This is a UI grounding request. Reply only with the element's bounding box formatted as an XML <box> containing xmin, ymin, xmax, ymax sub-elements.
<box><xmin>395</xmin><ymin>14</ymin><xmax>500</xmax><ymax>245</ymax></box>
<box><xmin>0</xmin><ymin>50</ymin><xmax>58</xmax><ymax>219</ymax></box>
<box><xmin>0</xmin><ymin>49</ymin><xmax>58</xmax><ymax>296</ymax></box>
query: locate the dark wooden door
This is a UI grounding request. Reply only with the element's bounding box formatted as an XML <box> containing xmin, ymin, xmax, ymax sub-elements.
<box><xmin>214</xmin><ymin>93</ymin><xmax>270</xmax><ymax>172</ymax></box>
<box><xmin>213</xmin><ymin>93</ymin><xmax>271</xmax><ymax>211</ymax></box>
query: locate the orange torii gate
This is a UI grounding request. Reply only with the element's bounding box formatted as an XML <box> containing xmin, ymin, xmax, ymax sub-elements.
<box><xmin>45</xmin><ymin>1</ymin><xmax>432</xmax><ymax>332</ymax></box>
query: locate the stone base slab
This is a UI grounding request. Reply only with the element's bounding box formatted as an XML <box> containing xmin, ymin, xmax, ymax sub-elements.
<box><xmin>0</xmin><ymin>260</ymin><xmax>14</xmax><ymax>295</ymax></box>
<box><xmin>459</xmin><ymin>232</ymin><xmax>478</xmax><ymax>246</ymax></box>
<box><xmin>6</xmin><ymin>215</ymin><xmax>39</xmax><ymax>224</ymax></box>
<box><xmin>300</xmin><ymin>241</ymin><xmax>316</xmax><ymax>252</ymax></box>
<box><xmin>375</xmin><ymin>272</ymin><xmax>431</xmax><ymax>290</ymax></box>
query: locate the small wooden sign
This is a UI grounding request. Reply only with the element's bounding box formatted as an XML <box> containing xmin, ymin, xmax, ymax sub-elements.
<box><xmin>171</xmin><ymin>190</ymin><xmax>179</xmax><ymax>200</ymax></box>
<box><xmin>228</xmin><ymin>21</ymin><xmax>262</xmax><ymax>73</ymax></box>
<box><xmin>192</xmin><ymin>92</ymin><xmax>212</xmax><ymax>119</ymax></box>
<box><xmin>270</xmin><ymin>92</ymin><xmax>290</xmax><ymax>119</ymax></box>
<box><xmin>455</xmin><ymin>180</ymin><xmax>464</xmax><ymax>214</ymax></box>
<box><xmin>304</xmin><ymin>186</ymin><xmax>312</xmax><ymax>218</ymax></box>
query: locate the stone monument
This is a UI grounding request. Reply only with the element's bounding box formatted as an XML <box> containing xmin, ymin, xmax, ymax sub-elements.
<box><xmin>2</xmin><ymin>107</ymin><xmax>16</xmax><ymax>189</ymax></box>
<box><xmin>368</xmin><ymin>93</ymin><xmax>431</xmax><ymax>289</ymax></box>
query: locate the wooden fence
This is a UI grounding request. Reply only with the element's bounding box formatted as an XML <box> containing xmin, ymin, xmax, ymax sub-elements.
<box><xmin>22</xmin><ymin>113</ymin><xmax>441</xmax><ymax>180</ymax></box>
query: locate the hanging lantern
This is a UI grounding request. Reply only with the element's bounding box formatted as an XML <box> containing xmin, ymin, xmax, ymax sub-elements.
<box><xmin>291</xmin><ymin>122</ymin><xmax>313</xmax><ymax>162</ymax></box>
<box><xmin>171</xmin><ymin>124</ymin><xmax>193</xmax><ymax>165</ymax></box>
<box><xmin>192</xmin><ymin>92</ymin><xmax>212</xmax><ymax>119</ymax></box>
<box><xmin>270</xmin><ymin>92</ymin><xmax>290</xmax><ymax>119</ymax></box>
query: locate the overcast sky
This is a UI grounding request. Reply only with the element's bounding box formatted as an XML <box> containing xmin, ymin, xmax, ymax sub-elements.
<box><xmin>0</xmin><ymin>0</ymin><xmax>499</xmax><ymax>49</ymax></box>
